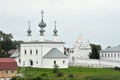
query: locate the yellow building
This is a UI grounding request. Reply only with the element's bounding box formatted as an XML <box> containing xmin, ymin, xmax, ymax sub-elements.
<box><xmin>0</xmin><ymin>58</ymin><xmax>18</xmax><ymax>79</ymax></box>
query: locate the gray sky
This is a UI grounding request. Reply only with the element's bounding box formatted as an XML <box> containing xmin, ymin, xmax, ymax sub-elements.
<box><xmin>0</xmin><ymin>0</ymin><xmax>120</xmax><ymax>48</ymax></box>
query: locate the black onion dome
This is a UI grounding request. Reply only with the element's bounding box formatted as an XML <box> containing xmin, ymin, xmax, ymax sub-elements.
<box><xmin>38</xmin><ymin>19</ymin><xmax>46</xmax><ymax>28</ymax></box>
<box><xmin>53</xmin><ymin>29</ymin><xmax>58</xmax><ymax>34</ymax></box>
<box><xmin>27</xmin><ymin>28</ymin><xmax>32</xmax><ymax>33</ymax></box>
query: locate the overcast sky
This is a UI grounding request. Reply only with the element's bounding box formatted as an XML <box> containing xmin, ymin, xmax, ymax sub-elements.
<box><xmin>0</xmin><ymin>0</ymin><xmax>120</xmax><ymax>48</ymax></box>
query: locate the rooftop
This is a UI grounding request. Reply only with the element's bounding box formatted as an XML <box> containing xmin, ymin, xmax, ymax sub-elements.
<box><xmin>0</xmin><ymin>58</ymin><xmax>18</xmax><ymax>70</ymax></box>
<box><xmin>101</xmin><ymin>45</ymin><xmax>120</xmax><ymax>52</ymax></box>
<box><xmin>43</xmin><ymin>48</ymin><xmax>68</xmax><ymax>58</ymax></box>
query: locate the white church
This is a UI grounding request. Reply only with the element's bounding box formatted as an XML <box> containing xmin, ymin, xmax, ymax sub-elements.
<box><xmin>13</xmin><ymin>10</ymin><xmax>68</xmax><ymax>68</ymax></box>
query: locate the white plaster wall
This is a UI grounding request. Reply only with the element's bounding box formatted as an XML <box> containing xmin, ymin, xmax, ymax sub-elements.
<box><xmin>20</xmin><ymin>42</ymin><xmax>65</xmax><ymax>68</ymax></box>
<box><xmin>100</xmin><ymin>52</ymin><xmax>120</xmax><ymax>62</ymax></box>
<box><xmin>43</xmin><ymin>58</ymin><xmax>68</xmax><ymax>68</ymax></box>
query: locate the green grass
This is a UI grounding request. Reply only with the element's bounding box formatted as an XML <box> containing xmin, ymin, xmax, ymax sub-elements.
<box><xmin>17</xmin><ymin>66</ymin><xmax>120</xmax><ymax>80</ymax></box>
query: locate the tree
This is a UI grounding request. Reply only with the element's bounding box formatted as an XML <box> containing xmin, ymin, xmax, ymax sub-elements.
<box><xmin>89</xmin><ymin>44</ymin><xmax>102</xmax><ymax>59</ymax></box>
<box><xmin>53</xmin><ymin>63</ymin><xmax>59</xmax><ymax>73</ymax></box>
<box><xmin>0</xmin><ymin>30</ymin><xmax>15</xmax><ymax>57</ymax></box>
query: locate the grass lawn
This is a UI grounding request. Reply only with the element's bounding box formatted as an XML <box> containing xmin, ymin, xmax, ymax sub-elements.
<box><xmin>17</xmin><ymin>66</ymin><xmax>120</xmax><ymax>80</ymax></box>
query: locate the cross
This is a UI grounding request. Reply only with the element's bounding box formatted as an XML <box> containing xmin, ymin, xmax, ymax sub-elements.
<box><xmin>41</xmin><ymin>10</ymin><xmax>44</xmax><ymax>19</ymax></box>
<box><xmin>54</xmin><ymin>21</ymin><xmax>56</xmax><ymax>29</ymax></box>
<box><xmin>28</xmin><ymin>21</ymin><xmax>30</xmax><ymax>28</ymax></box>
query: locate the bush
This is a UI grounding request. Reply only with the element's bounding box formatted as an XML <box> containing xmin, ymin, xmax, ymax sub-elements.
<box><xmin>114</xmin><ymin>67</ymin><xmax>120</xmax><ymax>71</ymax></box>
<box><xmin>68</xmin><ymin>74</ymin><xmax>74</xmax><ymax>78</ymax></box>
<box><xmin>32</xmin><ymin>76</ymin><xmax>42</xmax><ymax>80</ymax></box>
<box><xmin>41</xmin><ymin>73</ymin><xmax>48</xmax><ymax>77</ymax></box>
<box><xmin>53</xmin><ymin>63</ymin><xmax>59</xmax><ymax>73</ymax></box>
<box><xmin>10</xmin><ymin>77</ymin><xmax>17</xmax><ymax>80</ymax></box>
<box><xmin>57</xmin><ymin>72</ymin><xmax>64</xmax><ymax>77</ymax></box>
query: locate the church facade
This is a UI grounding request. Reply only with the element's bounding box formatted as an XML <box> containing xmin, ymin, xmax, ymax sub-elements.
<box><xmin>19</xmin><ymin>10</ymin><xmax>68</xmax><ymax>68</ymax></box>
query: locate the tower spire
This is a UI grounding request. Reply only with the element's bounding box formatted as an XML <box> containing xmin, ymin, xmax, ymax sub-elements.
<box><xmin>41</xmin><ymin>10</ymin><xmax>44</xmax><ymax>21</ymax></box>
<box><xmin>38</xmin><ymin>10</ymin><xmax>46</xmax><ymax>41</ymax></box>
<box><xmin>53</xmin><ymin>21</ymin><xmax>59</xmax><ymax>42</ymax></box>
<box><xmin>53</xmin><ymin>21</ymin><xmax>58</xmax><ymax>36</ymax></box>
<box><xmin>27</xmin><ymin>21</ymin><xmax>32</xmax><ymax>42</ymax></box>
<box><xmin>27</xmin><ymin>21</ymin><xmax>32</xmax><ymax>36</ymax></box>
<box><xmin>38</xmin><ymin>10</ymin><xmax>46</xmax><ymax>36</ymax></box>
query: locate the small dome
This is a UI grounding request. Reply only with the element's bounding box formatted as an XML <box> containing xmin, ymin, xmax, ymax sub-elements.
<box><xmin>53</xmin><ymin>29</ymin><xmax>58</xmax><ymax>34</ymax></box>
<box><xmin>38</xmin><ymin>20</ymin><xmax>46</xmax><ymax>28</ymax></box>
<box><xmin>27</xmin><ymin>29</ymin><xmax>32</xmax><ymax>34</ymax></box>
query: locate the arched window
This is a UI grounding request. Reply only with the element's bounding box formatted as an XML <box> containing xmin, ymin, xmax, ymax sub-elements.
<box><xmin>102</xmin><ymin>54</ymin><xmax>103</xmax><ymax>57</ymax></box>
<box><xmin>54</xmin><ymin>61</ymin><xmax>56</xmax><ymax>64</ymax></box>
<box><xmin>114</xmin><ymin>54</ymin><xmax>116</xmax><ymax>57</ymax></box>
<box><xmin>118</xmin><ymin>54</ymin><xmax>120</xmax><ymax>57</ymax></box>
<box><xmin>108</xmin><ymin>54</ymin><xmax>110</xmax><ymax>57</ymax></box>
<box><xmin>24</xmin><ymin>50</ymin><xmax>27</xmax><ymax>55</ymax></box>
<box><xmin>63</xmin><ymin>60</ymin><xmax>65</xmax><ymax>64</ymax></box>
<box><xmin>30</xmin><ymin>50</ymin><xmax>32</xmax><ymax>55</ymax></box>
<box><xmin>36</xmin><ymin>50</ymin><xmax>38</xmax><ymax>54</ymax></box>
<box><xmin>19</xmin><ymin>59</ymin><xmax>21</xmax><ymax>63</ymax></box>
<box><xmin>30</xmin><ymin>60</ymin><xmax>33</xmax><ymax>66</ymax></box>
<box><xmin>105</xmin><ymin>54</ymin><xmax>106</xmax><ymax>57</ymax></box>
<box><xmin>36</xmin><ymin>61</ymin><xmax>38</xmax><ymax>64</ymax></box>
<box><xmin>111</xmin><ymin>54</ymin><xmax>113</xmax><ymax>57</ymax></box>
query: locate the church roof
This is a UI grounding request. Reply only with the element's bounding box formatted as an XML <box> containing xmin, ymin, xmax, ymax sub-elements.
<box><xmin>22</xmin><ymin>40</ymin><xmax>65</xmax><ymax>44</ymax></box>
<box><xmin>43</xmin><ymin>48</ymin><xmax>68</xmax><ymax>58</ymax></box>
<box><xmin>101</xmin><ymin>45</ymin><xmax>120</xmax><ymax>52</ymax></box>
<box><xmin>0</xmin><ymin>58</ymin><xmax>18</xmax><ymax>70</ymax></box>
<box><xmin>10</xmin><ymin>50</ymin><xmax>20</xmax><ymax>58</ymax></box>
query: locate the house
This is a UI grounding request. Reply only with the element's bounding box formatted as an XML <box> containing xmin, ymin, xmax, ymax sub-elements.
<box><xmin>0</xmin><ymin>58</ymin><xmax>18</xmax><ymax>80</ymax></box>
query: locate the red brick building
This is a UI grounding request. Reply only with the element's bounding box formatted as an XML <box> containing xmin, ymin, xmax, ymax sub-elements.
<box><xmin>0</xmin><ymin>58</ymin><xmax>18</xmax><ymax>79</ymax></box>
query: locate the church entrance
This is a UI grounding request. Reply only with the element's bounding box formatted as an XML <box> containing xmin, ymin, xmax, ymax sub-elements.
<box><xmin>29</xmin><ymin>60</ymin><xmax>33</xmax><ymax>66</ymax></box>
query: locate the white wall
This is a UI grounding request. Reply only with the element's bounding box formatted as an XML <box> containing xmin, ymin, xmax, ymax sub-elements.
<box><xmin>43</xmin><ymin>58</ymin><xmax>68</xmax><ymax>68</ymax></box>
<box><xmin>20</xmin><ymin>42</ymin><xmax>66</xmax><ymax>68</ymax></box>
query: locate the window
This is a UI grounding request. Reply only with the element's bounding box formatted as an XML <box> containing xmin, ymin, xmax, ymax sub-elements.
<box><xmin>102</xmin><ymin>54</ymin><xmax>103</xmax><ymax>57</ymax></box>
<box><xmin>11</xmin><ymin>70</ymin><xmax>14</xmax><ymax>74</ymax></box>
<box><xmin>24</xmin><ymin>50</ymin><xmax>27</xmax><ymax>55</ymax></box>
<box><xmin>30</xmin><ymin>50</ymin><xmax>32</xmax><ymax>55</ymax></box>
<box><xmin>72</xmin><ymin>50</ymin><xmax>74</xmax><ymax>53</ymax></box>
<box><xmin>63</xmin><ymin>60</ymin><xmax>65</xmax><ymax>64</ymax></box>
<box><xmin>19</xmin><ymin>59</ymin><xmax>21</xmax><ymax>63</ymax></box>
<box><xmin>118</xmin><ymin>54</ymin><xmax>120</xmax><ymax>57</ymax></box>
<box><xmin>111</xmin><ymin>54</ymin><xmax>113</xmax><ymax>57</ymax></box>
<box><xmin>36</xmin><ymin>50</ymin><xmax>38</xmax><ymax>54</ymax></box>
<box><xmin>54</xmin><ymin>61</ymin><xmax>56</xmax><ymax>64</ymax></box>
<box><xmin>114</xmin><ymin>54</ymin><xmax>116</xmax><ymax>57</ymax></box>
<box><xmin>36</xmin><ymin>61</ymin><xmax>38</xmax><ymax>64</ymax></box>
<box><xmin>5</xmin><ymin>70</ymin><xmax>8</xmax><ymax>74</ymax></box>
<box><xmin>108</xmin><ymin>54</ymin><xmax>110</xmax><ymax>57</ymax></box>
<box><xmin>105</xmin><ymin>54</ymin><xmax>106</xmax><ymax>57</ymax></box>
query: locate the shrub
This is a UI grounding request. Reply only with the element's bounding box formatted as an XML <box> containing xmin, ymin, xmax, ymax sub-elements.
<box><xmin>57</xmin><ymin>72</ymin><xmax>64</xmax><ymax>77</ymax></box>
<box><xmin>41</xmin><ymin>73</ymin><xmax>48</xmax><ymax>77</ymax></box>
<box><xmin>10</xmin><ymin>77</ymin><xmax>18</xmax><ymax>80</ymax></box>
<box><xmin>32</xmin><ymin>76</ymin><xmax>42</xmax><ymax>80</ymax></box>
<box><xmin>53</xmin><ymin>64</ymin><xmax>59</xmax><ymax>73</ymax></box>
<box><xmin>114</xmin><ymin>67</ymin><xmax>120</xmax><ymax>71</ymax></box>
<box><xmin>68</xmin><ymin>74</ymin><xmax>74</xmax><ymax>78</ymax></box>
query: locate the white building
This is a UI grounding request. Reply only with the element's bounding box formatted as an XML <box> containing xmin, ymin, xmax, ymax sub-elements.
<box><xmin>69</xmin><ymin>34</ymin><xmax>91</xmax><ymax>65</ymax></box>
<box><xmin>100</xmin><ymin>45</ymin><xmax>120</xmax><ymax>62</ymax></box>
<box><xmin>11</xmin><ymin>10</ymin><xmax>68</xmax><ymax>68</ymax></box>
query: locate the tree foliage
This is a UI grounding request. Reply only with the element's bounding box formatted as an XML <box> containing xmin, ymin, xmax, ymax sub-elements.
<box><xmin>0</xmin><ymin>30</ymin><xmax>23</xmax><ymax>57</ymax></box>
<box><xmin>89</xmin><ymin>44</ymin><xmax>102</xmax><ymax>59</ymax></box>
